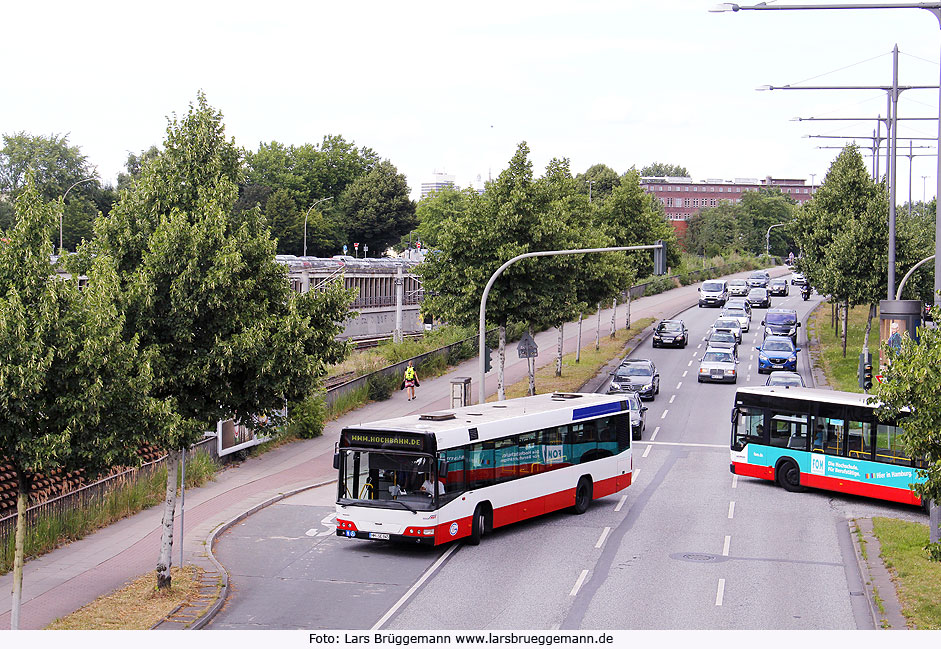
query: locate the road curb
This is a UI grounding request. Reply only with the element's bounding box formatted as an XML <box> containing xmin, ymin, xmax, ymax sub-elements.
<box><xmin>850</xmin><ymin>518</ymin><xmax>908</xmax><ymax>629</ymax></box>
<box><xmin>153</xmin><ymin>478</ymin><xmax>337</xmax><ymax>630</ymax></box>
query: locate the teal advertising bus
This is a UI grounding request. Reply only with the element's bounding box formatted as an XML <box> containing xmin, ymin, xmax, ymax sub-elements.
<box><xmin>730</xmin><ymin>386</ymin><xmax>926</xmax><ymax>507</ymax></box>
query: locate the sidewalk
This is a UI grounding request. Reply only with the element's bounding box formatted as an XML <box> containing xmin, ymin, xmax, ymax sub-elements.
<box><xmin>0</xmin><ymin>266</ymin><xmax>787</xmax><ymax>630</ymax></box>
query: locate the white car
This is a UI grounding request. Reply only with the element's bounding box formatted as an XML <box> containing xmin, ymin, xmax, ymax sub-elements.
<box><xmin>720</xmin><ymin>306</ymin><xmax>751</xmax><ymax>332</ymax></box>
<box><xmin>698</xmin><ymin>348</ymin><xmax>739</xmax><ymax>384</ymax></box>
<box><xmin>791</xmin><ymin>272</ymin><xmax>807</xmax><ymax>286</ymax></box>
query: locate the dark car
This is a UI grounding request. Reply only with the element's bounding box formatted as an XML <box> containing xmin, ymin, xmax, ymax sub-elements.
<box><xmin>624</xmin><ymin>392</ymin><xmax>648</xmax><ymax>440</ymax></box>
<box><xmin>762</xmin><ymin>308</ymin><xmax>800</xmax><ymax>344</ymax></box>
<box><xmin>746</xmin><ymin>271</ymin><xmax>770</xmax><ymax>288</ymax></box>
<box><xmin>652</xmin><ymin>319</ymin><xmax>688</xmax><ymax>348</ymax></box>
<box><xmin>756</xmin><ymin>335</ymin><xmax>800</xmax><ymax>373</ymax></box>
<box><xmin>768</xmin><ymin>277</ymin><xmax>789</xmax><ymax>296</ymax></box>
<box><xmin>766</xmin><ymin>371</ymin><xmax>805</xmax><ymax>387</ymax></box>
<box><xmin>703</xmin><ymin>329</ymin><xmax>738</xmax><ymax>358</ymax></box>
<box><xmin>608</xmin><ymin>359</ymin><xmax>660</xmax><ymax>400</ymax></box>
<box><xmin>746</xmin><ymin>287</ymin><xmax>771</xmax><ymax>309</ymax></box>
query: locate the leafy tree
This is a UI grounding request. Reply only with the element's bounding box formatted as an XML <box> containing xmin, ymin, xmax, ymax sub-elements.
<box><xmin>0</xmin><ymin>132</ymin><xmax>101</xmax><ymax>249</ymax></box>
<box><xmin>414</xmin><ymin>185</ymin><xmax>475</xmax><ymax>251</ymax></box>
<box><xmin>640</xmin><ymin>162</ymin><xmax>689</xmax><ymax>178</ymax></box>
<box><xmin>791</xmin><ymin>145</ymin><xmax>888</xmax><ymax>356</ymax></box>
<box><xmin>575</xmin><ymin>163</ymin><xmax>620</xmax><ymax>205</ymax></box>
<box><xmin>264</xmin><ymin>189</ymin><xmax>302</xmax><ymax>255</ymax></box>
<box><xmin>338</xmin><ymin>160</ymin><xmax>417</xmax><ymax>255</ymax></box>
<box><xmin>597</xmin><ymin>170</ymin><xmax>680</xmax><ymax>277</ymax></box>
<box><xmin>94</xmin><ymin>94</ymin><xmax>352</xmax><ymax>589</ymax></box>
<box><xmin>874</xmin><ymin>327</ymin><xmax>941</xmax><ymax>550</ymax></box>
<box><xmin>116</xmin><ymin>146</ymin><xmax>160</xmax><ymax>192</ymax></box>
<box><xmin>0</xmin><ymin>177</ymin><xmax>156</xmax><ymax>628</ymax></box>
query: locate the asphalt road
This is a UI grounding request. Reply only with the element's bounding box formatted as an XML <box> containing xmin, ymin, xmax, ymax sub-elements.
<box><xmin>210</xmin><ymin>289</ymin><xmax>928</xmax><ymax>630</ymax></box>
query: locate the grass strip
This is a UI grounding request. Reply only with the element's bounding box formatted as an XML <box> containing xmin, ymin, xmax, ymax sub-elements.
<box><xmin>47</xmin><ymin>565</ymin><xmax>202</xmax><ymax>630</ymax></box>
<box><xmin>807</xmin><ymin>302</ymin><xmax>876</xmax><ymax>393</ymax></box>
<box><xmin>494</xmin><ymin>318</ymin><xmax>656</xmax><ymax>400</ymax></box>
<box><xmin>872</xmin><ymin>517</ymin><xmax>941</xmax><ymax>629</ymax></box>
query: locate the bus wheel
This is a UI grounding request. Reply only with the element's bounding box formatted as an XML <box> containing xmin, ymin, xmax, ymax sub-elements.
<box><xmin>777</xmin><ymin>459</ymin><xmax>804</xmax><ymax>492</ymax></box>
<box><xmin>572</xmin><ymin>478</ymin><xmax>593</xmax><ymax>514</ymax></box>
<box><xmin>468</xmin><ymin>506</ymin><xmax>486</xmax><ymax>545</ymax></box>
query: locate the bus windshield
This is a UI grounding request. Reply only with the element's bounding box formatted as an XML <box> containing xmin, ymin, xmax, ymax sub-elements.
<box><xmin>338</xmin><ymin>450</ymin><xmax>443</xmax><ymax>511</ymax></box>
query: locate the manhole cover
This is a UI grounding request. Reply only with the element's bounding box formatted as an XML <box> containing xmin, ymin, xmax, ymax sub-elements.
<box><xmin>684</xmin><ymin>553</ymin><xmax>716</xmax><ymax>562</ymax></box>
<box><xmin>669</xmin><ymin>552</ymin><xmax>729</xmax><ymax>563</ymax></box>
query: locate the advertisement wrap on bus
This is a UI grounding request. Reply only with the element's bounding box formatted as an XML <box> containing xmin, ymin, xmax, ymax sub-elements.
<box><xmin>730</xmin><ymin>386</ymin><xmax>926</xmax><ymax>507</ymax></box>
<box><xmin>335</xmin><ymin>392</ymin><xmax>634</xmax><ymax>546</ymax></box>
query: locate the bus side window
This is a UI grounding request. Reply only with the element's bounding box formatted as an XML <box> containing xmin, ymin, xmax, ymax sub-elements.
<box><xmin>518</xmin><ymin>432</ymin><xmax>540</xmax><ymax>476</ymax></box>
<box><xmin>597</xmin><ymin>416</ymin><xmax>619</xmax><ymax>455</ymax></box>
<box><xmin>875</xmin><ymin>423</ymin><xmax>911</xmax><ymax>466</ymax></box>
<box><xmin>542</xmin><ymin>426</ymin><xmax>568</xmax><ymax>471</ymax></box>
<box><xmin>442</xmin><ymin>449</ymin><xmax>466</xmax><ymax>494</ymax></box>
<box><xmin>814</xmin><ymin>417</ymin><xmax>844</xmax><ymax>456</ymax></box>
<box><xmin>847</xmin><ymin>420</ymin><xmax>874</xmax><ymax>461</ymax></box>
<box><xmin>495</xmin><ymin>436</ymin><xmax>518</xmax><ymax>482</ymax></box>
<box><xmin>468</xmin><ymin>442</ymin><xmax>494</xmax><ymax>489</ymax></box>
<box><xmin>567</xmin><ymin>421</ymin><xmax>598</xmax><ymax>464</ymax></box>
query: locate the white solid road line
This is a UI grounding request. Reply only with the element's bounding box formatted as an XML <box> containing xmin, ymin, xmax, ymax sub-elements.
<box><xmin>650</xmin><ymin>426</ymin><xmax>660</xmax><ymax>441</ymax></box>
<box><xmin>615</xmin><ymin>495</ymin><xmax>627</xmax><ymax>512</ymax></box>
<box><xmin>723</xmin><ymin>535</ymin><xmax>731</xmax><ymax>557</ymax></box>
<box><xmin>642</xmin><ymin>445</ymin><xmax>652</xmax><ymax>458</ymax></box>
<box><xmin>570</xmin><ymin>569</ymin><xmax>589</xmax><ymax>596</ymax></box>
<box><xmin>715</xmin><ymin>579</ymin><xmax>726</xmax><ymax>606</ymax></box>
<box><xmin>595</xmin><ymin>527</ymin><xmax>611</xmax><ymax>549</ymax></box>
<box><xmin>372</xmin><ymin>543</ymin><xmax>460</xmax><ymax>630</ymax></box>
<box><xmin>728</xmin><ymin>501</ymin><xmax>736</xmax><ymax>519</ymax></box>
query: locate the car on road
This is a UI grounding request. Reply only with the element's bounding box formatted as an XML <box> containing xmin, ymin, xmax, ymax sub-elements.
<box><xmin>746</xmin><ymin>287</ymin><xmax>771</xmax><ymax>309</ymax></box>
<box><xmin>762</xmin><ymin>308</ymin><xmax>800</xmax><ymax>344</ymax></box>
<box><xmin>697</xmin><ymin>348</ymin><xmax>738</xmax><ymax>383</ymax></box>
<box><xmin>768</xmin><ymin>277</ymin><xmax>789</xmax><ymax>296</ymax></box>
<box><xmin>652</xmin><ymin>319</ymin><xmax>689</xmax><ymax>348</ymax></box>
<box><xmin>698</xmin><ymin>280</ymin><xmax>728</xmax><ymax>308</ymax></box>
<box><xmin>624</xmin><ymin>392</ymin><xmax>648</xmax><ymax>440</ymax></box>
<box><xmin>791</xmin><ymin>271</ymin><xmax>807</xmax><ymax>286</ymax></box>
<box><xmin>746</xmin><ymin>271</ymin><xmax>770</xmax><ymax>288</ymax></box>
<box><xmin>726</xmin><ymin>297</ymin><xmax>753</xmax><ymax>319</ymax></box>
<box><xmin>711</xmin><ymin>317</ymin><xmax>743</xmax><ymax>342</ymax></box>
<box><xmin>719</xmin><ymin>305</ymin><xmax>751</xmax><ymax>332</ymax></box>
<box><xmin>608</xmin><ymin>359</ymin><xmax>660</xmax><ymax>400</ymax></box>
<box><xmin>728</xmin><ymin>279</ymin><xmax>749</xmax><ymax>297</ymax></box>
<box><xmin>756</xmin><ymin>335</ymin><xmax>800</xmax><ymax>373</ymax></box>
<box><xmin>765</xmin><ymin>371</ymin><xmax>805</xmax><ymax>387</ymax></box>
<box><xmin>702</xmin><ymin>329</ymin><xmax>738</xmax><ymax>358</ymax></box>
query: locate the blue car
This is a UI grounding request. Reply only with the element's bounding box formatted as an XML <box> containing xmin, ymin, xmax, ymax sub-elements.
<box><xmin>756</xmin><ymin>335</ymin><xmax>799</xmax><ymax>373</ymax></box>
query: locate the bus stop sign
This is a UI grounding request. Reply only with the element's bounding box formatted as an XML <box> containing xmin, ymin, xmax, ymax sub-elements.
<box><xmin>517</xmin><ymin>332</ymin><xmax>539</xmax><ymax>359</ymax></box>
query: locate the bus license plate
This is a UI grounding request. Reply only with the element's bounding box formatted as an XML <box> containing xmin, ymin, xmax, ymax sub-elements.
<box><xmin>369</xmin><ymin>532</ymin><xmax>390</xmax><ymax>540</ymax></box>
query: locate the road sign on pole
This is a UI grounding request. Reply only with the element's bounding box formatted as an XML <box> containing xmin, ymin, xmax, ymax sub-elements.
<box><xmin>517</xmin><ymin>332</ymin><xmax>539</xmax><ymax>358</ymax></box>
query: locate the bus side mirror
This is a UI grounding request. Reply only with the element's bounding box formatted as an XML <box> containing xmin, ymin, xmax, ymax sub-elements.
<box><xmin>333</xmin><ymin>453</ymin><xmax>340</xmax><ymax>470</ymax></box>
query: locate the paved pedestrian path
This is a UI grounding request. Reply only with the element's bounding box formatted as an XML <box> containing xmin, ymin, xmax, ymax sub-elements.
<box><xmin>0</xmin><ymin>266</ymin><xmax>789</xmax><ymax>630</ymax></box>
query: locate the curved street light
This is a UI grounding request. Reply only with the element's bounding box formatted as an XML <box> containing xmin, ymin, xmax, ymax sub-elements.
<box><xmin>60</xmin><ymin>177</ymin><xmax>96</xmax><ymax>251</ymax></box>
<box><xmin>766</xmin><ymin>223</ymin><xmax>787</xmax><ymax>257</ymax></box>
<box><xmin>303</xmin><ymin>197</ymin><xmax>333</xmax><ymax>257</ymax></box>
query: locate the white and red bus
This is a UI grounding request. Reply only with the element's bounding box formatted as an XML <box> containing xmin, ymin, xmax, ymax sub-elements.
<box><xmin>335</xmin><ymin>392</ymin><xmax>633</xmax><ymax>545</ymax></box>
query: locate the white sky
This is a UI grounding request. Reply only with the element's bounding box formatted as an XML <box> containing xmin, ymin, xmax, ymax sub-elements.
<box><xmin>2</xmin><ymin>1</ymin><xmax>939</xmax><ymax>202</ymax></box>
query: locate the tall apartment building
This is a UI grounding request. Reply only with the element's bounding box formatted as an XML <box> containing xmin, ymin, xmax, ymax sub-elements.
<box><xmin>640</xmin><ymin>176</ymin><xmax>817</xmax><ymax>238</ymax></box>
<box><xmin>420</xmin><ymin>172</ymin><xmax>456</xmax><ymax>199</ymax></box>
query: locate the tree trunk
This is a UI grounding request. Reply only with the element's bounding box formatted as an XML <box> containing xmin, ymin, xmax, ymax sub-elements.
<box><xmin>576</xmin><ymin>313</ymin><xmax>583</xmax><ymax>364</ymax></box>
<box><xmin>842</xmin><ymin>300</ymin><xmax>849</xmax><ymax>359</ymax></box>
<box><xmin>595</xmin><ymin>303</ymin><xmax>601</xmax><ymax>351</ymax></box>
<box><xmin>156</xmin><ymin>448</ymin><xmax>180</xmax><ymax>590</ymax></box>
<box><xmin>10</xmin><ymin>471</ymin><xmax>28</xmax><ymax>630</ymax></box>
<box><xmin>528</xmin><ymin>327</ymin><xmax>536</xmax><ymax>396</ymax></box>
<box><xmin>862</xmin><ymin>304</ymin><xmax>876</xmax><ymax>354</ymax></box>
<box><xmin>497</xmin><ymin>325</ymin><xmax>506</xmax><ymax>401</ymax></box>
<box><xmin>555</xmin><ymin>324</ymin><xmax>564</xmax><ymax>377</ymax></box>
<box><xmin>610</xmin><ymin>298</ymin><xmax>616</xmax><ymax>339</ymax></box>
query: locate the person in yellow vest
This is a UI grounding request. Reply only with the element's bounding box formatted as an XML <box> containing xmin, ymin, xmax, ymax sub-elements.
<box><xmin>404</xmin><ymin>361</ymin><xmax>419</xmax><ymax>401</ymax></box>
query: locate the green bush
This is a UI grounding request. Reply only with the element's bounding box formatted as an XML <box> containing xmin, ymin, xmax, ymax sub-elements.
<box><xmin>286</xmin><ymin>393</ymin><xmax>328</xmax><ymax>439</ymax></box>
<box><xmin>367</xmin><ymin>373</ymin><xmax>400</xmax><ymax>401</ymax></box>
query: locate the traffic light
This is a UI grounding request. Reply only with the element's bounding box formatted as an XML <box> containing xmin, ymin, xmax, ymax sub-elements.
<box><xmin>484</xmin><ymin>346</ymin><xmax>493</xmax><ymax>373</ymax></box>
<box><xmin>653</xmin><ymin>240</ymin><xmax>667</xmax><ymax>276</ymax></box>
<box><xmin>863</xmin><ymin>363</ymin><xmax>873</xmax><ymax>390</ymax></box>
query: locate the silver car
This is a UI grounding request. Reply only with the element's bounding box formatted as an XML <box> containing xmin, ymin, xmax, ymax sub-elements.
<box><xmin>728</xmin><ymin>278</ymin><xmax>749</xmax><ymax>297</ymax></box>
<box><xmin>719</xmin><ymin>306</ymin><xmax>751</xmax><ymax>332</ymax></box>
<box><xmin>697</xmin><ymin>348</ymin><xmax>739</xmax><ymax>384</ymax></box>
<box><xmin>710</xmin><ymin>317</ymin><xmax>743</xmax><ymax>343</ymax></box>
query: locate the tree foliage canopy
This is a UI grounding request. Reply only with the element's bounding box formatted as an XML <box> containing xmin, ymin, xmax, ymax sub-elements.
<box><xmin>639</xmin><ymin>162</ymin><xmax>689</xmax><ymax>178</ymax></box>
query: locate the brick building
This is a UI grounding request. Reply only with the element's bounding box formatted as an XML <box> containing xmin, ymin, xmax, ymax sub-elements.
<box><xmin>640</xmin><ymin>176</ymin><xmax>817</xmax><ymax>239</ymax></box>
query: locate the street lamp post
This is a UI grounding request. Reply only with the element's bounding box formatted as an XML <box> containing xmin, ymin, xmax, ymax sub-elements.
<box><xmin>303</xmin><ymin>197</ymin><xmax>333</xmax><ymax>257</ymax></box>
<box><xmin>60</xmin><ymin>177</ymin><xmax>96</xmax><ymax>251</ymax></box>
<box><xmin>766</xmin><ymin>223</ymin><xmax>787</xmax><ymax>257</ymax></box>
